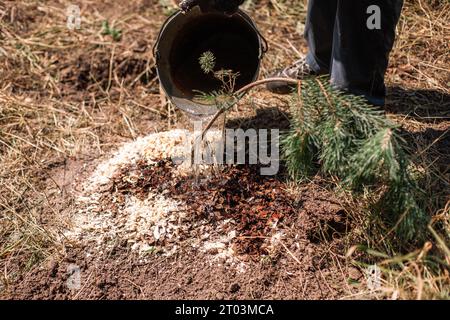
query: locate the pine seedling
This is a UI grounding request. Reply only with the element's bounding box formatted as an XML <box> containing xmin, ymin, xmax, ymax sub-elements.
<box><xmin>191</xmin><ymin>52</ymin><xmax>242</xmax><ymax>167</ymax></box>
<box><xmin>197</xmin><ymin>52</ymin><xmax>240</xmax><ymax>111</ymax></box>
<box><xmin>199</xmin><ymin>51</ymin><xmax>216</xmax><ymax>74</ymax></box>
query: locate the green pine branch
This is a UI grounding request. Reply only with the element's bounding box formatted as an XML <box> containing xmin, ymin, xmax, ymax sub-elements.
<box><xmin>283</xmin><ymin>77</ymin><xmax>428</xmax><ymax>241</ymax></box>
<box><xmin>196</xmin><ymin>52</ymin><xmax>428</xmax><ymax>242</ymax></box>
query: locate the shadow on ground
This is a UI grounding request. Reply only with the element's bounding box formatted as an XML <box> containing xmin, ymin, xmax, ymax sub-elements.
<box><xmin>386</xmin><ymin>87</ymin><xmax>450</xmax><ymax>123</ymax></box>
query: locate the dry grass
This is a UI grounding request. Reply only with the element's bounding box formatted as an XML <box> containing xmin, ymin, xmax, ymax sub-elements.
<box><xmin>378</xmin><ymin>0</ymin><xmax>449</xmax><ymax>300</ymax></box>
<box><xmin>0</xmin><ymin>0</ymin><xmax>448</xmax><ymax>299</ymax></box>
<box><xmin>0</xmin><ymin>0</ymin><xmax>168</xmax><ymax>287</ymax></box>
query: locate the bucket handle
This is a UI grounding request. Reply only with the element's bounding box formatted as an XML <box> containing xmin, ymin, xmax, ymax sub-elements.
<box><xmin>236</xmin><ymin>11</ymin><xmax>268</xmax><ymax>59</ymax></box>
<box><xmin>152</xmin><ymin>10</ymin><xmax>269</xmax><ymax>61</ymax></box>
<box><xmin>152</xmin><ymin>10</ymin><xmax>180</xmax><ymax>62</ymax></box>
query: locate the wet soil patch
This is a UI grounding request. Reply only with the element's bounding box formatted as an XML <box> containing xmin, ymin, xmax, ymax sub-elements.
<box><xmin>110</xmin><ymin>159</ymin><xmax>295</xmax><ymax>258</ymax></box>
<box><xmin>4</xmin><ymin>157</ymin><xmax>354</xmax><ymax>300</ymax></box>
<box><xmin>60</xmin><ymin>54</ymin><xmax>156</xmax><ymax>92</ymax></box>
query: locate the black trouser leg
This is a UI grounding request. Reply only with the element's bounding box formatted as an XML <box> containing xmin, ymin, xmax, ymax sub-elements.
<box><xmin>304</xmin><ymin>0</ymin><xmax>338</xmax><ymax>74</ymax></box>
<box><xmin>330</xmin><ymin>0</ymin><xmax>404</xmax><ymax>104</ymax></box>
<box><xmin>304</xmin><ymin>0</ymin><xmax>403</xmax><ymax>105</ymax></box>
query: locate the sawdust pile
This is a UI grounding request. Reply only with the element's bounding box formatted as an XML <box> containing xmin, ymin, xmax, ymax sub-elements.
<box><xmin>64</xmin><ymin>128</ymin><xmax>295</xmax><ymax>274</ymax></box>
<box><xmin>65</xmin><ymin>130</ymin><xmax>247</xmax><ymax>267</ymax></box>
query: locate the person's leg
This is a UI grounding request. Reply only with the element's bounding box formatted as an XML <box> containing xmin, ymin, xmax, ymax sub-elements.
<box><xmin>266</xmin><ymin>0</ymin><xmax>337</xmax><ymax>93</ymax></box>
<box><xmin>330</xmin><ymin>0</ymin><xmax>404</xmax><ymax>105</ymax></box>
<box><xmin>304</xmin><ymin>0</ymin><xmax>338</xmax><ymax>74</ymax></box>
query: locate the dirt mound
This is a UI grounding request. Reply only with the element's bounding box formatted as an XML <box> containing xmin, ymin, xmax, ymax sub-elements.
<box><xmin>111</xmin><ymin>159</ymin><xmax>295</xmax><ymax>258</ymax></box>
<box><xmin>7</xmin><ymin>181</ymin><xmax>351</xmax><ymax>300</ymax></box>
<box><xmin>4</xmin><ymin>130</ymin><xmax>353</xmax><ymax>300</ymax></box>
<box><xmin>60</xmin><ymin>53</ymin><xmax>156</xmax><ymax>92</ymax></box>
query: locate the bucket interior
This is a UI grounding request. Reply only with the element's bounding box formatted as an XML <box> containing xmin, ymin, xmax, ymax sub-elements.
<box><xmin>158</xmin><ymin>10</ymin><xmax>261</xmax><ymax>103</ymax></box>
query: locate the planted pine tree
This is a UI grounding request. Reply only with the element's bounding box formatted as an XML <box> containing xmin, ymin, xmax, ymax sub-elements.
<box><xmin>283</xmin><ymin>77</ymin><xmax>428</xmax><ymax>241</ymax></box>
<box><xmin>198</xmin><ymin>53</ymin><xmax>428</xmax><ymax>241</ymax></box>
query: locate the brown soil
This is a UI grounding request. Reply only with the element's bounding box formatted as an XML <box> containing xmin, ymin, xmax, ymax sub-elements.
<box><xmin>5</xmin><ymin>160</ymin><xmax>354</xmax><ymax>300</ymax></box>
<box><xmin>111</xmin><ymin>160</ymin><xmax>297</xmax><ymax>257</ymax></box>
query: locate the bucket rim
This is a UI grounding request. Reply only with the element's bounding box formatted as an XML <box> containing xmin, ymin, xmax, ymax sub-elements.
<box><xmin>154</xmin><ymin>8</ymin><xmax>268</xmax><ymax>119</ymax></box>
<box><xmin>153</xmin><ymin>9</ymin><xmax>268</xmax><ymax>62</ymax></box>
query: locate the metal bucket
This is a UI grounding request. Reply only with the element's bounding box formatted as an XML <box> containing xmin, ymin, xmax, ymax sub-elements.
<box><xmin>154</xmin><ymin>7</ymin><xmax>267</xmax><ymax>118</ymax></box>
